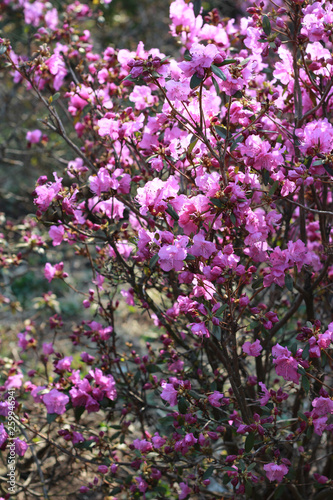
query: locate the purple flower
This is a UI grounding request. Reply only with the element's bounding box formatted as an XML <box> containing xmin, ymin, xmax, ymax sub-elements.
<box><xmin>263</xmin><ymin>463</ymin><xmax>288</xmax><ymax>483</ymax></box>
<box><xmin>160</xmin><ymin>382</ymin><xmax>178</xmax><ymax>406</ymax></box>
<box><xmin>43</xmin><ymin>389</ymin><xmax>69</xmax><ymax>415</ymax></box>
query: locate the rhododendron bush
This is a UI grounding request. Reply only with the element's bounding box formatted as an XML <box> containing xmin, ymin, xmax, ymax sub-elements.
<box><xmin>1</xmin><ymin>0</ymin><xmax>333</xmax><ymax>498</ymax></box>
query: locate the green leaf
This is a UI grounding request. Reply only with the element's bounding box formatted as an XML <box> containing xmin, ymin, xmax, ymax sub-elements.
<box><xmin>233</xmin><ymin>90</ymin><xmax>243</xmax><ymax>98</ymax></box>
<box><xmin>245</xmin><ymin>432</ymin><xmax>255</xmax><ymax>453</ymax></box>
<box><xmin>186</xmin><ymin>254</ymin><xmax>196</xmax><ymax>261</ymax></box>
<box><xmin>219</xmin><ymin>58</ymin><xmax>237</xmax><ymax>66</ymax></box>
<box><xmin>269</xmin><ymin>181</ymin><xmax>279</xmax><ymax>196</ymax></box>
<box><xmin>302</xmin><ymin>375</ymin><xmax>310</xmax><ymax>393</ymax></box>
<box><xmin>188</xmin><ymin>390</ymin><xmax>202</xmax><ymax>400</ymax></box>
<box><xmin>149</xmin><ymin>254</ymin><xmax>159</xmax><ymax>269</ymax></box>
<box><xmin>178</xmin><ymin>396</ymin><xmax>189</xmax><ymax>414</ymax></box>
<box><xmin>230</xmin><ymin>212</ymin><xmax>236</xmax><ymax>225</ymax></box>
<box><xmin>47</xmin><ymin>413</ymin><xmax>57</xmax><ymax>424</ymax></box>
<box><xmin>74</xmin><ymin>406</ymin><xmax>85</xmax><ymax>422</ymax></box>
<box><xmin>245</xmin><ymin>480</ymin><xmax>253</xmax><ymax>497</ymax></box>
<box><xmin>252</xmin><ymin>277</ymin><xmax>264</xmax><ymax>289</ymax></box>
<box><xmin>215</xmin><ymin>125</ymin><xmax>228</xmax><ymax>139</ymax></box>
<box><xmin>190</xmin><ymin>73</ymin><xmax>204</xmax><ymax>89</ymax></box>
<box><xmin>51</xmin><ymin>92</ymin><xmax>60</xmax><ymax>102</ymax></box>
<box><xmin>274</xmin><ymin>485</ymin><xmax>286</xmax><ymax>499</ymax></box>
<box><xmin>297</xmin><ymin>365</ymin><xmax>306</xmax><ymax>376</ymax></box>
<box><xmin>211</xmin><ymin>64</ymin><xmax>227</xmax><ymax>81</ymax></box>
<box><xmin>323</xmin><ymin>164</ymin><xmax>333</xmax><ymax>176</ymax></box>
<box><xmin>262</xmin><ymin>15</ymin><xmax>271</xmax><ymax>36</ymax></box>
<box><xmin>263</xmin><ymin>169</ymin><xmax>270</xmax><ymax>186</ymax></box>
<box><xmin>212</xmin><ymin>324</ymin><xmax>221</xmax><ymax>340</ymax></box>
<box><xmin>240</xmin><ymin>57</ymin><xmax>251</xmax><ymax>66</ymax></box>
<box><xmin>209</xmin><ymin>198</ymin><xmax>222</xmax><ymax>208</ymax></box>
<box><xmin>146</xmin><ymin>364</ymin><xmax>162</xmax><ymax>373</ymax></box>
<box><xmin>0</xmin><ymin>45</ymin><xmax>7</xmax><ymax>55</ymax></box>
<box><xmin>193</xmin><ymin>0</ymin><xmax>201</xmax><ymax>17</ymax></box>
<box><xmin>211</xmin><ymin>76</ymin><xmax>220</xmax><ymax>95</ymax></box>
<box><xmin>297</xmin><ymin>411</ymin><xmax>307</xmax><ymax>421</ymax></box>
<box><xmin>215</xmin><ymin>304</ymin><xmax>228</xmax><ymax>316</ymax></box>
<box><xmin>285</xmin><ymin>273</ymin><xmax>293</xmax><ymax>292</ymax></box>
<box><xmin>302</xmin><ymin>343</ymin><xmax>310</xmax><ymax>360</ymax></box>
<box><xmin>188</xmin><ymin>137</ymin><xmax>198</xmax><ymax>154</ymax></box>
<box><xmin>203</xmin><ymin>466</ymin><xmax>215</xmax><ymax>480</ymax></box>
<box><xmin>166</xmin><ymin>203</ymin><xmax>179</xmax><ymax>221</ymax></box>
<box><xmin>184</xmin><ymin>49</ymin><xmax>192</xmax><ymax>61</ymax></box>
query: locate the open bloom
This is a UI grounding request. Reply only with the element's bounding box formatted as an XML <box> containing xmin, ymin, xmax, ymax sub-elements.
<box><xmin>264</xmin><ymin>463</ymin><xmax>288</xmax><ymax>482</ymax></box>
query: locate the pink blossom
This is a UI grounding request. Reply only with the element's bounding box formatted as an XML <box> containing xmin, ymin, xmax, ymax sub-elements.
<box><xmin>190</xmin><ymin>233</ymin><xmax>216</xmax><ymax>259</ymax></box>
<box><xmin>313</xmin><ymin>416</ymin><xmax>328</xmax><ymax>436</ymax></box>
<box><xmin>0</xmin><ymin>423</ymin><xmax>8</xmax><ymax>447</ymax></box>
<box><xmin>179</xmin><ymin>482</ymin><xmax>191</xmax><ymax>500</ymax></box>
<box><xmin>311</xmin><ymin>397</ymin><xmax>333</xmax><ymax>417</ymax></box>
<box><xmin>14</xmin><ymin>438</ymin><xmax>28</xmax><ymax>457</ymax></box>
<box><xmin>49</xmin><ymin>225</ymin><xmax>65</xmax><ymax>246</ymax></box>
<box><xmin>190</xmin><ymin>321</ymin><xmax>210</xmax><ymax>338</ymax></box>
<box><xmin>272</xmin><ymin>344</ymin><xmax>300</xmax><ymax>385</ymax></box>
<box><xmin>158</xmin><ymin>236</ymin><xmax>188</xmax><ymax>272</ymax></box>
<box><xmin>43</xmin><ymin>389</ymin><xmax>69</xmax><ymax>415</ymax></box>
<box><xmin>208</xmin><ymin>391</ymin><xmax>224</xmax><ymax>407</ymax></box>
<box><xmin>26</xmin><ymin>129</ymin><xmax>42</xmax><ymax>143</ymax></box>
<box><xmin>133</xmin><ymin>438</ymin><xmax>153</xmax><ymax>453</ymax></box>
<box><xmin>43</xmin><ymin>343</ymin><xmax>54</xmax><ymax>356</ymax></box>
<box><xmin>44</xmin><ymin>262</ymin><xmax>67</xmax><ymax>282</ymax></box>
<box><xmin>56</xmin><ymin>356</ymin><xmax>73</xmax><ymax>372</ymax></box>
<box><xmin>263</xmin><ymin>463</ymin><xmax>289</xmax><ymax>483</ymax></box>
<box><xmin>242</xmin><ymin>340</ymin><xmax>263</xmax><ymax>357</ymax></box>
<box><xmin>179</xmin><ymin>42</ymin><xmax>218</xmax><ymax>78</ymax></box>
<box><xmin>160</xmin><ymin>382</ymin><xmax>178</xmax><ymax>406</ymax></box>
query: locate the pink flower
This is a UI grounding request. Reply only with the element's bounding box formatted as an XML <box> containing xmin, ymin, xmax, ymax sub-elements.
<box><xmin>208</xmin><ymin>391</ymin><xmax>224</xmax><ymax>407</ymax></box>
<box><xmin>272</xmin><ymin>344</ymin><xmax>300</xmax><ymax>385</ymax></box>
<box><xmin>242</xmin><ymin>340</ymin><xmax>263</xmax><ymax>357</ymax></box>
<box><xmin>190</xmin><ymin>321</ymin><xmax>210</xmax><ymax>338</ymax></box>
<box><xmin>263</xmin><ymin>463</ymin><xmax>288</xmax><ymax>483</ymax></box>
<box><xmin>44</xmin><ymin>262</ymin><xmax>67</xmax><ymax>282</ymax></box>
<box><xmin>158</xmin><ymin>235</ymin><xmax>189</xmax><ymax>272</ymax></box>
<box><xmin>43</xmin><ymin>389</ymin><xmax>69</xmax><ymax>415</ymax></box>
<box><xmin>14</xmin><ymin>438</ymin><xmax>28</xmax><ymax>457</ymax></box>
<box><xmin>0</xmin><ymin>423</ymin><xmax>8</xmax><ymax>447</ymax></box>
<box><xmin>42</xmin><ymin>343</ymin><xmax>54</xmax><ymax>356</ymax></box>
<box><xmin>56</xmin><ymin>356</ymin><xmax>73</xmax><ymax>372</ymax></box>
<box><xmin>258</xmin><ymin>382</ymin><xmax>271</xmax><ymax>406</ymax></box>
<box><xmin>179</xmin><ymin>42</ymin><xmax>218</xmax><ymax>78</ymax></box>
<box><xmin>190</xmin><ymin>233</ymin><xmax>216</xmax><ymax>259</ymax></box>
<box><xmin>97</xmin><ymin>465</ymin><xmax>109</xmax><ymax>474</ymax></box>
<box><xmin>160</xmin><ymin>382</ymin><xmax>178</xmax><ymax>406</ymax></box>
<box><xmin>26</xmin><ymin>129</ymin><xmax>42</xmax><ymax>143</ymax></box>
<box><xmin>133</xmin><ymin>438</ymin><xmax>153</xmax><ymax>453</ymax></box>
<box><xmin>152</xmin><ymin>433</ymin><xmax>166</xmax><ymax>449</ymax></box>
<box><xmin>179</xmin><ymin>482</ymin><xmax>191</xmax><ymax>500</ymax></box>
<box><xmin>311</xmin><ymin>397</ymin><xmax>333</xmax><ymax>417</ymax></box>
<box><xmin>49</xmin><ymin>225</ymin><xmax>65</xmax><ymax>246</ymax></box>
<box><xmin>313</xmin><ymin>416</ymin><xmax>328</xmax><ymax>436</ymax></box>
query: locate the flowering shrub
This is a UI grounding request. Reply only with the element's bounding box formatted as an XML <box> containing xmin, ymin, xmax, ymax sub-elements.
<box><xmin>0</xmin><ymin>0</ymin><xmax>333</xmax><ymax>498</ymax></box>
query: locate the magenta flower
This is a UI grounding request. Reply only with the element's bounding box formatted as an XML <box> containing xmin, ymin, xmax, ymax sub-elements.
<box><xmin>49</xmin><ymin>225</ymin><xmax>65</xmax><ymax>246</ymax></box>
<box><xmin>14</xmin><ymin>438</ymin><xmax>28</xmax><ymax>457</ymax></box>
<box><xmin>178</xmin><ymin>482</ymin><xmax>191</xmax><ymax>500</ymax></box>
<box><xmin>208</xmin><ymin>391</ymin><xmax>224</xmax><ymax>407</ymax></box>
<box><xmin>43</xmin><ymin>389</ymin><xmax>69</xmax><ymax>415</ymax></box>
<box><xmin>0</xmin><ymin>423</ymin><xmax>8</xmax><ymax>447</ymax></box>
<box><xmin>263</xmin><ymin>463</ymin><xmax>289</xmax><ymax>483</ymax></box>
<box><xmin>160</xmin><ymin>382</ymin><xmax>178</xmax><ymax>406</ymax></box>
<box><xmin>272</xmin><ymin>344</ymin><xmax>300</xmax><ymax>385</ymax></box>
<box><xmin>26</xmin><ymin>129</ymin><xmax>42</xmax><ymax>143</ymax></box>
<box><xmin>242</xmin><ymin>339</ymin><xmax>263</xmax><ymax>357</ymax></box>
